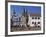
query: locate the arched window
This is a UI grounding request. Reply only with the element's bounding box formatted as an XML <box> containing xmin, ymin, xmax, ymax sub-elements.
<box><xmin>38</xmin><ymin>22</ymin><xmax>40</xmax><ymax>24</ymax></box>
<box><xmin>32</xmin><ymin>22</ymin><xmax>34</xmax><ymax>24</ymax></box>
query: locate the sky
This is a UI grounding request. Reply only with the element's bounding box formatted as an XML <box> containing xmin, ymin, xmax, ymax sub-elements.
<box><xmin>10</xmin><ymin>5</ymin><xmax>41</xmax><ymax>17</ymax></box>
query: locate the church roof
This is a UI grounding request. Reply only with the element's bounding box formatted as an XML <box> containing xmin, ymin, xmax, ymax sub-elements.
<box><xmin>30</xmin><ymin>14</ymin><xmax>41</xmax><ymax>17</ymax></box>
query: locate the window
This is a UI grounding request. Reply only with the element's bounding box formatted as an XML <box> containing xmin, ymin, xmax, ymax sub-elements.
<box><xmin>35</xmin><ymin>17</ymin><xmax>37</xmax><ymax>19</ymax></box>
<box><xmin>34</xmin><ymin>22</ymin><xmax>36</xmax><ymax>24</ymax></box>
<box><xmin>38</xmin><ymin>17</ymin><xmax>40</xmax><ymax>19</ymax></box>
<box><xmin>13</xmin><ymin>18</ymin><xmax>19</xmax><ymax>21</ymax></box>
<box><xmin>32</xmin><ymin>17</ymin><xmax>34</xmax><ymax>19</ymax></box>
<box><xmin>15</xmin><ymin>18</ymin><xmax>18</xmax><ymax>20</ymax></box>
<box><xmin>32</xmin><ymin>22</ymin><xmax>34</xmax><ymax>24</ymax></box>
<box><xmin>38</xmin><ymin>22</ymin><xmax>40</xmax><ymax>24</ymax></box>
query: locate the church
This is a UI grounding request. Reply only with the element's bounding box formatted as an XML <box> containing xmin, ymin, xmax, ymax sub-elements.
<box><xmin>11</xmin><ymin>8</ymin><xmax>41</xmax><ymax>27</ymax></box>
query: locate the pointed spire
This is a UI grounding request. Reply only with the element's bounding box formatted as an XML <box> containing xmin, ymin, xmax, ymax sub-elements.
<box><xmin>25</xmin><ymin>9</ymin><xmax>28</xmax><ymax>17</ymax></box>
<box><xmin>22</xmin><ymin>8</ymin><xmax>25</xmax><ymax>16</ymax></box>
<box><xmin>23</xmin><ymin>8</ymin><xmax>25</xmax><ymax>13</ymax></box>
<box><xmin>25</xmin><ymin>8</ymin><xmax>26</xmax><ymax>13</ymax></box>
<box><xmin>13</xmin><ymin>9</ymin><xmax>16</xmax><ymax>17</ymax></box>
<box><xmin>13</xmin><ymin>9</ymin><xmax>16</xmax><ymax>14</ymax></box>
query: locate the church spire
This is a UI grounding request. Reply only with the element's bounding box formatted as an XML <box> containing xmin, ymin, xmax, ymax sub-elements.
<box><xmin>22</xmin><ymin>8</ymin><xmax>26</xmax><ymax>17</ymax></box>
<box><xmin>13</xmin><ymin>9</ymin><xmax>16</xmax><ymax>17</ymax></box>
<box><xmin>22</xmin><ymin>8</ymin><xmax>28</xmax><ymax>17</ymax></box>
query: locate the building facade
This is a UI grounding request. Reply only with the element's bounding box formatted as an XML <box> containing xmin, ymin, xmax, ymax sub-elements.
<box><xmin>28</xmin><ymin>14</ymin><xmax>41</xmax><ymax>27</ymax></box>
<box><xmin>11</xmin><ymin>8</ymin><xmax>41</xmax><ymax>27</ymax></box>
<box><xmin>12</xmin><ymin>17</ymin><xmax>20</xmax><ymax>26</ymax></box>
<box><xmin>11</xmin><ymin>9</ymin><xmax>21</xmax><ymax>26</ymax></box>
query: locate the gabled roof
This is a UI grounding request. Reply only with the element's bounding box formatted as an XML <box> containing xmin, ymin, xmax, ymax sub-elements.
<box><xmin>30</xmin><ymin>14</ymin><xmax>41</xmax><ymax>17</ymax></box>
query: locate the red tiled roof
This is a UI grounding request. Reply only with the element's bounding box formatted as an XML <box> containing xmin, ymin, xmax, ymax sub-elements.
<box><xmin>30</xmin><ymin>14</ymin><xmax>41</xmax><ymax>16</ymax></box>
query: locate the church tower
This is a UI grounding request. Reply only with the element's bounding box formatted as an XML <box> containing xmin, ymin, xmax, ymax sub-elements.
<box><xmin>21</xmin><ymin>8</ymin><xmax>28</xmax><ymax>27</ymax></box>
<box><xmin>22</xmin><ymin>8</ymin><xmax>26</xmax><ymax>17</ymax></box>
<box><xmin>13</xmin><ymin>9</ymin><xmax>16</xmax><ymax>17</ymax></box>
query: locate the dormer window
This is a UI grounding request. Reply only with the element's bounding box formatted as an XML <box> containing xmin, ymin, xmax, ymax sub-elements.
<box><xmin>32</xmin><ymin>17</ymin><xmax>34</xmax><ymax>19</ymax></box>
<box><xmin>38</xmin><ymin>17</ymin><xmax>40</xmax><ymax>19</ymax></box>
